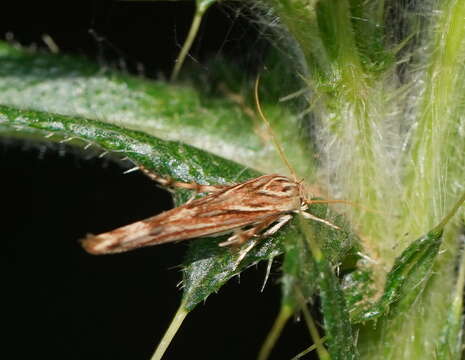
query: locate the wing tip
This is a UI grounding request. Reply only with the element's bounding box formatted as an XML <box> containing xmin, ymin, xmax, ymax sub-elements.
<box><xmin>80</xmin><ymin>233</ymin><xmax>125</xmax><ymax>255</ymax></box>
<box><xmin>80</xmin><ymin>233</ymin><xmax>105</xmax><ymax>255</ymax></box>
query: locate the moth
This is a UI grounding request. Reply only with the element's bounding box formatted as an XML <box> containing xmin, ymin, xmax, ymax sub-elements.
<box><xmin>81</xmin><ymin>78</ymin><xmax>342</xmax><ymax>256</ymax></box>
<box><xmin>81</xmin><ymin>167</ymin><xmax>339</xmax><ymax>255</ymax></box>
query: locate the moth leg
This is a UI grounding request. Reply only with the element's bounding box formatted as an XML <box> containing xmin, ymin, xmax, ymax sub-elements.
<box><xmin>233</xmin><ymin>238</ymin><xmax>259</xmax><ymax>270</ymax></box>
<box><xmin>138</xmin><ymin>165</ymin><xmax>229</xmax><ymax>194</ymax></box>
<box><xmin>262</xmin><ymin>214</ymin><xmax>292</xmax><ymax>237</ymax></box>
<box><xmin>231</xmin><ymin>215</ymin><xmax>292</xmax><ymax>269</ymax></box>
<box><xmin>300</xmin><ymin>211</ymin><xmax>340</xmax><ymax>230</ymax></box>
<box><xmin>184</xmin><ymin>193</ymin><xmax>198</xmax><ymax>205</ymax></box>
<box><xmin>219</xmin><ymin>214</ymin><xmax>287</xmax><ymax>247</ymax></box>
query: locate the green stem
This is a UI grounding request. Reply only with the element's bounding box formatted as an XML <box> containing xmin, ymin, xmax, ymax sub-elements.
<box><xmin>150</xmin><ymin>304</ymin><xmax>189</xmax><ymax>360</ymax></box>
<box><xmin>454</xmin><ymin>242</ymin><xmax>465</xmax><ymax>314</ymax></box>
<box><xmin>257</xmin><ymin>305</ymin><xmax>293</xmax><ymax>360</ymax></box>
<box><xmin>291</xmin><ymin>338</ymin><xmax>326</xmax><ymax>360</ymax></box>
<box><xmin>170</xmin><ymin>11</ymin><xmax>202</xmax><ymax>81</ymax></box>
<box><xmin>436</xmin><ymin>238</ymin><xmax>465</xmax><ymax>360</ymax></box>
<box><xmin>300</xmin><ymin>301</ymin><xmax>330</xmax><ymax>360</ymax></box>
<box><xmin>404</xmin><ymin>0</ymin><xmax>465</xmax><ymax>236</ymax></box>
<box><xmin>433</xmin><ymin>190</ymin><xmax>465</xmax><ymax>232</ymax></box>
<box><xmin>170</xmin><ymin>0</ymin><xmax>214</xmax><ymax>81</ymax></box>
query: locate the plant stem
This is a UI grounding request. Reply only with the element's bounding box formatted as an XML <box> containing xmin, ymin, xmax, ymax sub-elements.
<box><xmin>170</xmin><ymin>0</ymin><xmax>215</xmax><ymax>81</ymax></box>
<box><xmin>170</xmin><ymin>10</ymin><xmax>203</xmax><ymax>81</ymax></box>
<box><xmin>257</xmin><ymin>304</ymin><xmax>293</xmax><ymax>360</ymax></box>
<box><xmin>150</xmin><ymin>304</ymin><xmax>189</xmax><ymax>360</ymax></box>
<box><xmin>300</xmin><ymin>301</ymin><xmax>330</xmax><ymax>360</ymax></box>
<box><xmin>435</xmin><ymin>242</ymin><xmax>465</xmax><ymax>359</ymax></box>
<box><xmin>404</xmin><ymin>0</ymin><xmax>465</xmax><ymax>237</ymax></box>
<box><xmin>291</xmin><ymin>340</ymin><xmax>323</xmax><ymax>360</ymax></box>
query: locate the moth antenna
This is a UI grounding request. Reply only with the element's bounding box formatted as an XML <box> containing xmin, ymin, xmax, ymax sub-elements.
<box><xmin>255</xmin><ymin>76</ymin><xmax>374</xmax><ymax>215</ymax></box>
<box><xmin>254</xmin><ymin>75</ymin><xmax>298</xmax><ymax>181</ymax></box>
<box><xmin>306</xmin><ymin>199</ymin><xmax>387</xmax><ymax>215</ymax></box>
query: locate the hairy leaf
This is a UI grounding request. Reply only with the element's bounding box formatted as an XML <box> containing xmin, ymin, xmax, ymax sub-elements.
<box><xmin>281</xmin><ymin>202</ymin><xmax>359</xmax><ymax>309</ymax></box>
<box><xmin>182</xmin><ymin>219</ymin><xmax>295</xmax><ymax>311</ymax></box>
<box><xmin>0</xmin><ymin>105</ymin><xmax>259</xmax><ymax>183</ymax></box>
<box><xmin>0</xmin><ymin>41</ymin><xmax>311</xmax><ymax>178</ymax></box>
<box><xmin>351</xmin><ymin>228</ymin><xmax>443</xmax><ymax>323</ymax></box>
<box><xmin>297</xmin><ymin>215</ymin><xmax>359</xmax><ymax>360</ymax></box>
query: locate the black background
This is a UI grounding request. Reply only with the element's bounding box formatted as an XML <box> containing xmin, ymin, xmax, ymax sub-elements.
<box><xmin>2</xmin><ymin>2</ymin><xmax>314</xmax><ymax>359</ymax></box>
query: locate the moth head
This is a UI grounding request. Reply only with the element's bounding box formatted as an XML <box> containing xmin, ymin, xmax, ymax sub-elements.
<box><xmin>297</xmin><ymin>179</ymin><xmax>308</xmax><ymax>201</ymax></box>
<box><xmin>297</xmin><ymin>180</ymin><xmax>326</xmax><ymax>204</ymax></box>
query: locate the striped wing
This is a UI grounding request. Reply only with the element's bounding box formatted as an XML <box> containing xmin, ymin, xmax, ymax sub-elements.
<box><xmin>81</xmin><ymin>174</ymin><xmax>301</xmax><ymax>254</ymax></box>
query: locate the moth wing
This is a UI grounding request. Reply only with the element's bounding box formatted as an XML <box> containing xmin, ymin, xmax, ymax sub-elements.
<box><xmin>81</xmin><ymin>200</ymin><xmax>270</xmax><ymax>255</ymax></box>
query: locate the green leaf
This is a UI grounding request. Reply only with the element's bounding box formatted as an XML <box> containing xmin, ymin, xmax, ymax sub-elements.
<box><xmin>351</xmin><ymin>228</ymin><xmax>443</xmax><ymax>323</ymax></box>
<box><xmin>281</xmin><ymin>202</ymin><xmax>359</xmax><ymax>309</ymax></box>
<box><xmin>0</xmin><ymin>41</ymin><xmax>311</xmax><ymax>178</ymax></box>
<box><xmin>0</xmin><ymin>104</ymin><xmax>259</xmax><ymax>185</ymax></box>
<box><xmin>297</xmin><ymin>215</ymin><xmax>359</xmax><ymax>360</ymax></box>
<box><xmin>276</xmin><ymin>202</ymin><xmax>360</xmax><ymax>360</ymax></box>
<box><xmin>307</xmin><ymin>202</ymin><xmax>360</xmax><ymax>264</ymax></box>
<box><xmin>347</xmin><ymin>193</ymin><xmax>465</xmax><ymax>325</ymax></box>
<box><xmin>280</xmin><ymin>226</ymin><xmax>318</xmax><ymax>309</ymax></box>
<box><xmin>317</xmin><ymin>256</ymin><xmax>358</xmax><ymax>360</ymax></box>
<box><xmin>181</xmin><ymin>219</ymin><xmax>293</xmax><ymax>311</ymax></box>
<box><xmin>342</xmin><ymin>267</ymin><xmax>376</xmax><ymax>320</ymax></box>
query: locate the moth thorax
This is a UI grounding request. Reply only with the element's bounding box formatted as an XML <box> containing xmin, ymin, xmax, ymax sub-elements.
<box><xmin>265</xmin><ymin>176</ymin><xmax>299</xmax><ymax>195</ymax></box>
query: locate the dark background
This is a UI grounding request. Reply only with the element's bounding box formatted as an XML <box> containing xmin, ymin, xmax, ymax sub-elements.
<box><xmin>2</xmin><ymin>2</ymin><xmax>314</xmax><ymax>359</ymax></box>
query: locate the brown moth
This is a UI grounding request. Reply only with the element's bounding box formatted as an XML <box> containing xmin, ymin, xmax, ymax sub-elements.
<box><xmin>81</xmin><ymin>77</ymin><xmax>342</xmax><ymax>256</ymax></box>
<box><xmin>81</xmin><ymin>169</ymin><xmax>339</xmax><ymax>255</ymax></box>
